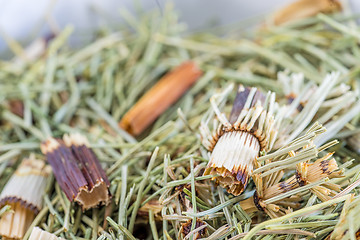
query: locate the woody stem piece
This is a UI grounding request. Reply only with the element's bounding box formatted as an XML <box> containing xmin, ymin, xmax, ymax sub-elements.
<box><xmin>120</xmin><ymin>61</ymin><xmax>202</xmax><ymax>136</ymax></box>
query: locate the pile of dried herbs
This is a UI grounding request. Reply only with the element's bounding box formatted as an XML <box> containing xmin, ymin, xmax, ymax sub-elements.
<box><xmin>0</xmin><ymin>2</ymin><xmax>360</xmax><ymax>240</ymax></box>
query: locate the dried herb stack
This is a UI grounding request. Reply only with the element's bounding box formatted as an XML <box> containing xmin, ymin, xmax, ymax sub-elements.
<box><xmin>0</xmin><ymin>2</ymin><xmax>359</xmax><ymax>239</ymax></box>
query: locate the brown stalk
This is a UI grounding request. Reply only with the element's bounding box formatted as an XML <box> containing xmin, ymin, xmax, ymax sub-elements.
<box><xmin>41</xmin><ymin>133</ymin><xmax>111</xmax><ymax>210</ymax></box>
<box><xmin>120</xmin><ymin>61</ymin><xmax>202</xmax><ymax>136</ymax></box>
<box><xmin>272</xmin><ymin>0</ymin><xmax>342</xmax><ymax>26</ymax></box>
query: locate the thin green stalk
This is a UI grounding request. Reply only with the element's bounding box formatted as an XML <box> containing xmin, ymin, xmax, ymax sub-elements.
<box><xmin>150</xmin><ymin>210</ymin><xmax>160</xmax><ymax>240</ymax></box>
<box><xmin>242</xmin><ymin>195</ymin><xmax>350</xmax><ymax>240</ymax></box>
<box><xmin>128</xmin><ymin>147</ymin><xmax>159</xmax><ymax>233</ymax></box>
<box><xmin>189</xmin><ymin>157</ymin><xmax>197</xmax><ymax>240</ymax></box>
<box><xmin>107</xmin><ymin>217</ymin><xmax>137</xmax><ymax>240</ymax></box>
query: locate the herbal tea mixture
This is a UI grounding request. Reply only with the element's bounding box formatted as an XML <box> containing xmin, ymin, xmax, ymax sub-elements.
<box><xmin>0</xmin><ymin>1</ymin><xmax>360</xmax><ymax>239</ymax></box>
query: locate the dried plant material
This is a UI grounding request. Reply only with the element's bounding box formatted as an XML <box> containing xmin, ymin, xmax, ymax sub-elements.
<box><xmin>279</xmin><ymin>71</ymin><xmax>355</xmax><ymax>115</ymax></box>
<box><xmin>275</xmin><ymin>72</ymin><xmax>360</xmax><ymax>148</ymax></box>
<box><xmin>279</xmin><ymin>71</ymin><xmax>355</xmax><ymax>123</ymax></box>
<box><xmin>248</xmin><ymin>154</ymin><xmax>342</xmax><ymax>218</ymax></box>
<box><xmin>272</xmin><ymin>0</ymin><xmax>342</xmax><ymax>25</ymax></box>
<box><xmin>347</xmin><ymin>133</ymin><xmax>360</xmax><ymax>154</ymax></box>
<box><xmin>41</xmin><ymin>134</ymin><xmax>111</xmax><ymax>210</ymax></box>
<box><xmin>331</xmin><ymin>195</ymin><xmax>360</xmax><ymax>240</ymax></box>
<box><xmin>0</xmin><ymin>202</ymin><xmax>35</xmax><ymax>239</ymax></box>
<box><xmin>0</xmin><ymin>158</ymin><xmax>51</xmax><ymax>239</ymax></box>
<box><xmin>201</xmin><ymin>85</ymin><xmax>281</xmax><ymax>195</ymax></box>
<box><xmin>243</xmin><ymin>172</ymin><xmax>302</xmax><ymax>218</ymax></box>
<box><xmin>138</xmin><ymin>199</ymin><xmax>163</xmax><ymax>221</ymax></box>
<box><xmin>241</xmin><ymin>124</ymin><xmax>342</xmax><ymax>218</ymax></box>
<box><xmin>29</xmin><ymin>227</ymin><xmax>65</xmax><ymax>240</ymax></box>
<box><xmin>120</xmin><ymin>61</ymin><xmax>202</xmax><ymax>136</ymax></box>
<box><xmin>1</xmin><ymin>4</ymin><xmax>360</xmax><ymax>240</ymax></box>
<box><xmin>63</xmin><ymin>133</ymin><xmax>111</xmax><ymax>209</ymax></box>
<box><xmin>13</xmin><ymin>37</ymin><xmax>50</xmax><ymax>66</ymax></box>
<box><xmin>296</xmin><ymin>153</ymin><xmax>343</xmax><ymax>201</ymax></box>
<box><xmin>175</xmin><ymin>183</ymin><xmax>192</xmax><ymax>209</ymax></box>
<box><xmin>0</xmin><ymin>157</ymin><xmax>51</xmax><ymax>213</ymax></box>
<box><xmin>205</xmin><ymin>131</ymin><xmax>260</xmax><ymax>195</ymax></box>
<box><xmin>8</xmin><ymin>99</ymin><xmax>24</xmax><ymax>118</ymax></box>
<box><xmin>278</xmin><ymin>72</ymin><xmax>314</xmax><ymax>115</ymax></box>
<box><xmin>179</xmin><ymin>219</ymin><xmax>207</xmax><ymax>240</ymax></box>
<box><xmin>174</xmin><ymin>182</ymin><xmax>209</xmax><ymax>239</ymax></box>
<box><xmin>276</xmin><ymin>73</ymin><xmax>337</xmax><ymax>147</ymax></box>
<box><xmin>174</xmin><ymin>182</ymin><xmax>212</xmax><ymax>209</ymax></box>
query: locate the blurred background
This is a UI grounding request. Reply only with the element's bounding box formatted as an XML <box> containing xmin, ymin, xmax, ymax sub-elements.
<box><xmin>1</xmin><ymin>0</ymin><xmax>359</xmax><ymax>57</ymax></box>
